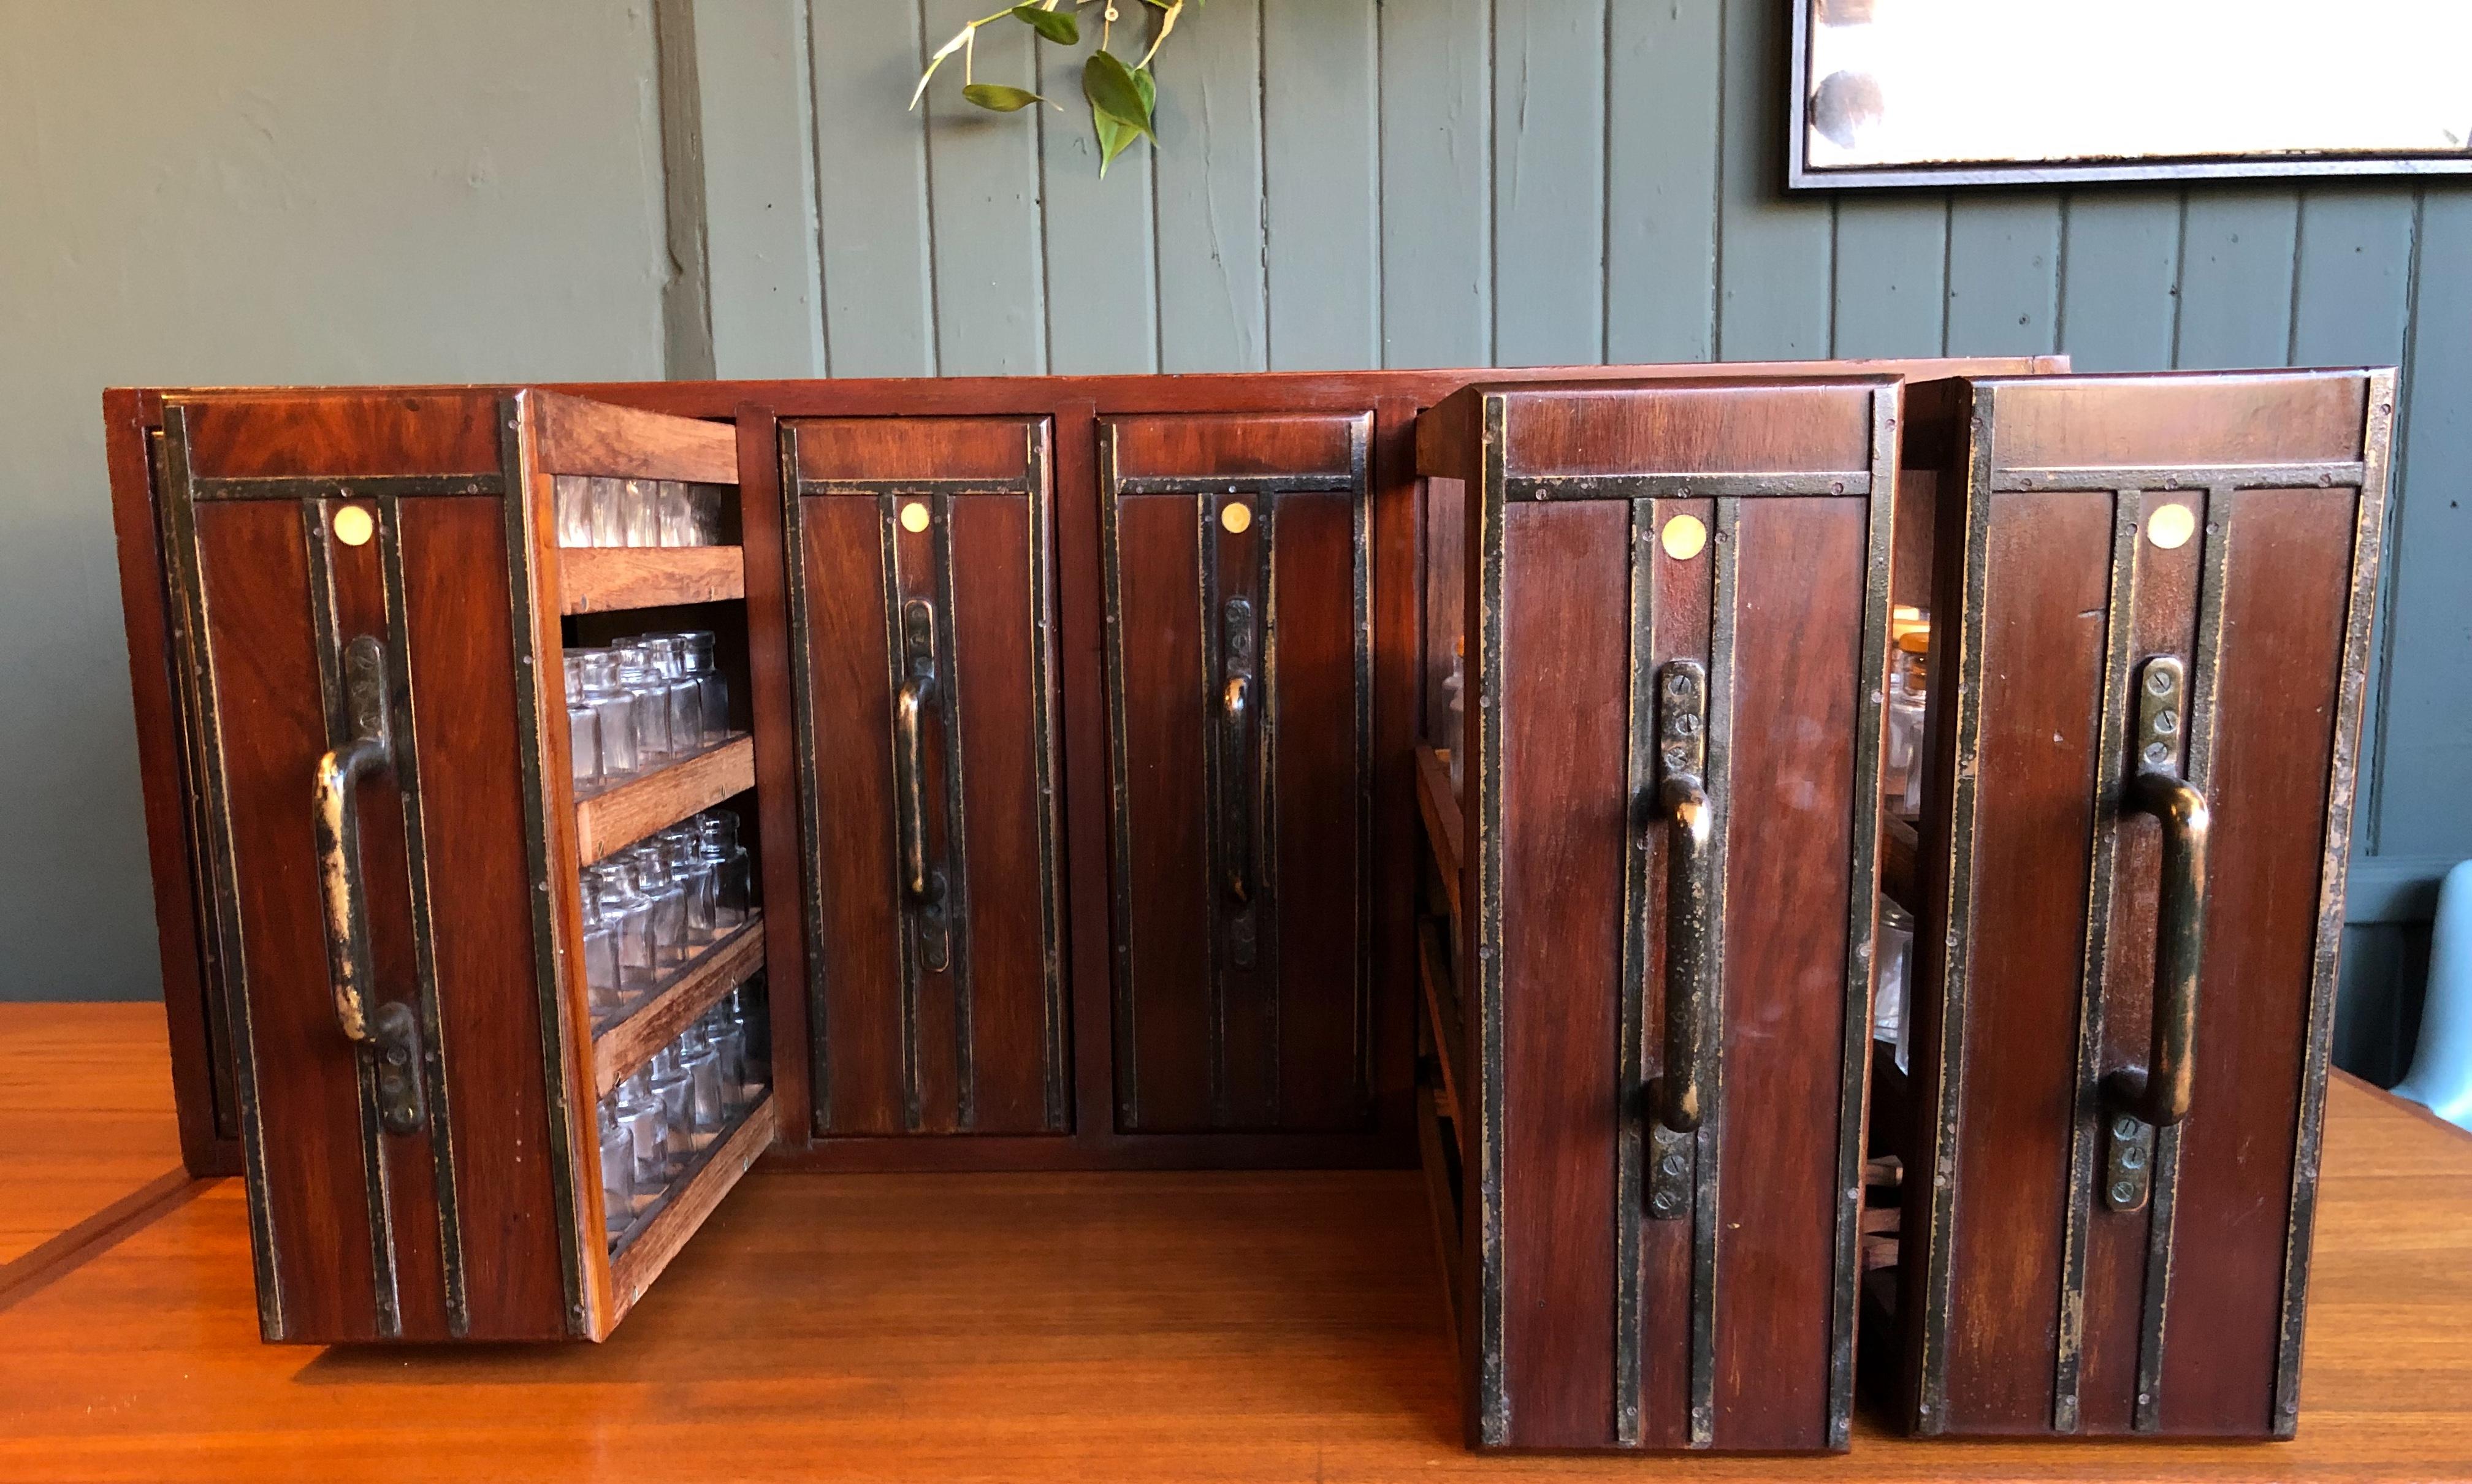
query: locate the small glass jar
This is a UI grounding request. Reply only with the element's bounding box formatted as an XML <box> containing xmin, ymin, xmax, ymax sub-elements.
<box><xmin>590</xmin><ymin>861</ymin><xmax>658</xmax><ymax>1002</ymax></box>
<box><xmin>613</xmin><ymin>645</ymin><xmax>671</xmax><ymax>763</ymax></box>
<box><xmin>657</xmin><ymin>481</ymin><xmax>698</xmax><ymax>547</ymax></box>
<box><xmin>678</xmin><ymin>631</ymin><xmax>728</xmax><ymax>744</ymax></box>
<box><xmin>647</xmin><ymin>1048</ymin><xmax>695</xmax><ymax>1174</ymax></box>
<box><xmin>692</xmin><ymin>484</ymin><xmax>727</xmax><ymax>546</ymax></box>
<box><xmin>598</xmin><ymin>1100</ymin><xmax>634</xmax><ymax>1239</ymax></box>
<box><xmin>619</xmin><ymin>479</ymin><xmax>660</xmax><ymax>547</ymax></box>
<box><xmin>555</xmin><ymin>476</ymin><xmax>595</xmax><ymax>549</ymax></box>
<box><xmin>563</xmin><ymin>652</ymin><xmax>601</xmax><ymax>785</ymax></box>
<box><xmin>581</xmin><ymin>873</ymin><xmax>623</xmax><ymax>1019</ymax></box>
<box><xmin>587</xmin><ymin>477</ymin><xmax>625</xmax><ymax>547</ymax></box>
<box><xmin>698</xmin><ymin>811</ymin><xmax>752</xmax><ymax>930</ymax></box>
<box><xmin>627</xmin><ymin>844</ymin><xmax>689</xmax><ymax>972</ymax></box>
<box><xmin>643</xmin><ymin>636</ymin><xmax>704</xmax><ymax>757</ymax></box>
<box><xmin>1875</xmin><ymin>896</ymin><xmax>1915</xmax><ymax>1075</ymax></box>
<box><xmin>582</xmin><ymin>650</ymin><xmax>639</xmax><ymax>778</ymax></box>
<box><xmin>684</xmin><ymin>1046</ymin><xmax>728</xmax><ymax>1143</ymax></box>
<box><xmin>617</xmin><ymin>1072</ymin><xmax>668</xmax><ymax>1204</ymax></box>
<box><xmin>662</xmin><ymin>827</ymin><xmax>717</xmax><ymax>944</ymax></box>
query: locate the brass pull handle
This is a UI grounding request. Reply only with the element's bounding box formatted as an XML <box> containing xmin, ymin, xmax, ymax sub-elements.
<box><xmin>313</xmin><ymin>634</ymin><xmax>425</xmax><ymax>1135</ymax></box>
<box><xmin>1659</xmin><ymin>772</ymin><xmax>1714</xmax><ymax>1135</ymax></box>
<box><xmin>313</xmin><ymin>635</ymin><xmax>393</xmax><ymax>1046</ymax></box>
<box><xmin>2102</xmin><ymin>656</ymin><xmax>2210</xmax><ymax>1210</ymax></box>
<box><xmin>1223</xmin><ymin>672</ymin><xmax>1253</xmax><ymax>904</ymax></box>
<box><xmin>1220</xmin><ymin>597</ymin><xmax>1257</xmax><ymax>908</ymax></box>
<box><xmin>894</xmin><ymin>660</ymin><xmax>939</xmax><ymax>902</ymax></box>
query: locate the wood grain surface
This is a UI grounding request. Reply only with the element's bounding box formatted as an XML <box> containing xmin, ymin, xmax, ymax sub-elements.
<box><xmin>0</xmin><ymin>1005</ymin><xmax>2465</xmax><ymax>1480</ymax></box>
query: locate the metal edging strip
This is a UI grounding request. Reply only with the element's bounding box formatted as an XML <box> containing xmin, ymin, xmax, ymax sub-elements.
<box><xmin>1471</xmin><ymin>392</ymin><xmax>1512</xmax><ymax>1446</ymax></box>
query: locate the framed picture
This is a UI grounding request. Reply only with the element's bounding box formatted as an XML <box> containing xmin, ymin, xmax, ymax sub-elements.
<box><xmin>1789</xmin><ymin>0</ymin><xmax>2472</xmax><ymax>189</ymax></box>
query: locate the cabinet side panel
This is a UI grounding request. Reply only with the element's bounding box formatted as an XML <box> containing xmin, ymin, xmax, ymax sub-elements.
<box><xmin>399</xmin><ymin>496</ymin><xmax>567</xmax><ymax>1339</ymax></box>
<box><xmin>194</xmin><ymin>499</ymin><xmax>381</xmax><ymax>1342</ymax></box>
<box><xmin>2157</xmin><ymin>487</ymin><xmax>2354</xmax><ymax>1434</ymax></box>
<box><xmin>1942</xmin><ymin>490</ymin><xmax>2111</xmax><ymax>1428</ymax></box>
<box><xmin>1710</xmin><ymin>497</ymin><xmax>1864</xmax><ymax>1450</ymax></box>
<box><xmin>1496</xmin><ymin>498</ymin><xmax>1629</xmax><ymax>1449</ymax></box>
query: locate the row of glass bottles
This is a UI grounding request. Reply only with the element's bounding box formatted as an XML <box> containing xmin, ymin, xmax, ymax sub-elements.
<box><xmin>581</xmin><ymin>808</ymin><xmax>755</xmax><ymax>1025</ymax></box>
<box><xmin>565</xmin><ymin>634</ymin><xmax>730</xmax><ymax>788</ymax></box>
<box><xmin>552</xmin><ymin>475</ymin><xmax>731</xmax><ymax>549</ymax></box>
<box><xmin>597</xmin><ymin>979</ymin><xmax>772</xmax><ymax>1246</ymax></box>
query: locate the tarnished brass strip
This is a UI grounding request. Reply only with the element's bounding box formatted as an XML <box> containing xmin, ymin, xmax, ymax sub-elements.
<box><xmin>779</xmin><ymin>428</ymin><xmax>837</xmax><ymax>1136</ymax></box>
<box><xmin>1023</xmin><ymin>435</ymin><xmax>1070</xmax><ymax>1131</ymax></box>
<box><xmin>1502</xmin><ymin>471</ymin><xmax>1871</xmax><ymax>503</ymax></box>
<box><xmin>1992</xmin><ymin>462</ymin><xmax>2365</xmax><ymax>494</ymax></box>
<box><xmin>496</xmin><ymin>394</ymin><xmax>590</xmax><ymax>1336</ymax></box>
<box><xmin>796</xmin><ymin>476</ymin><xmax>1024</xmax><ymax>498</ymax></box>
<box><xmin>1614</xmin><ymin>496</ymin><xmax>1657</xmax><ymax>1448</ymax></box>
<box><xmin>376</xmin><ymin>494</ymin><xmax>471</xmax><ymax>1338</ymax></box>
<box><xmin>160</xmin><ymin>405</ymin><xmax>287</xmax><ymax>1339</ymax></box>
<box><xmin>1471</xmin><ymin>393</ymin><xmax>1511</xmax><ymax>1445</ymax></box>
<box><xmin>1348</xmin><ymin>415</ymin><xmax>1376</xmax><ymax>1117</ymax></box>
<box><xmin>1116</xmin><ymin>471</ymin><xmax>1355</xmax><ymax>496</ymax></box>
<box><xmin>303</xmin><ymin>497</ymin><xmax>405</xmax><ymax>1340</ymax></box>
<box><xmin>188</xmin><ymin>473</ymin><xmax>504</xmax><ymax>501</ymax></box>
<box><xmin>1254</xmin><ymin>492</ymin><xmax>1284</xmax><ymax>1111</ymax></box>
<box><xmin>2274</xmin><ymin>373</ymin><xmax>2396</xmax><ymax>1436</ymax></box>
<box><xmin>931</xmin><ymin>491</ymin><xmax>978</xmax><ymax>1128</ymax></box>
<box><xmin>1916</xmin><ymin>384</ymin><xmax>2002</xmax><ymax>1433</ymax></box>
<box><xmin>2052</xmin><ymin>490</ymin><xmax>2145</xmax><ymax>1431</ymax></box>
<box><xmin>880</xmin><ymin>493</ymin><xmax>925</xmax><ymax>1133</ymax></box>
<box><xmin>2132</xmin><ymin>483</ymin><xmax>2235</xmax><ymax>1431</ymax></box>
<box><xmin>1685</xmin><ymin>497</ymin><xmax>1741</xmax><ymax>1450</ymax></box>
<box><xmin>1098</xmin><ymin>425</ymin><xmax>1143</xmax><ymax>1130</ymax></box>
<box><xmin>1826</xmin><ymin>387</ymin><xmax>1901</xmax><ymax>1449</ymax></box>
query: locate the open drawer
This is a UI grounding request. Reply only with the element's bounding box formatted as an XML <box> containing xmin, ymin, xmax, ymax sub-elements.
<box><xmin>153</xmin><ymin>387</ymin><xmax>774</xmax><ymax>1342</ymax></box>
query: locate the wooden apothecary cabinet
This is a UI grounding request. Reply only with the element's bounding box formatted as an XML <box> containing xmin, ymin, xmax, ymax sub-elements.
<box><xmin>103</xmin><ymin>358</ymin><xmax>2385</xmax><ymax>1452</ymax></box>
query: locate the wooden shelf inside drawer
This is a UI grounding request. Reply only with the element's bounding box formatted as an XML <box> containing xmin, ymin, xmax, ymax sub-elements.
<box><xmin>608</xmin><ymin>1092</ymin><xmax>774</xmax><ymax>1325</ymax></box>
<box><xmin>559</xmin><ymin>546</ymin><xmax>746</xmax><ymax>614</ymax></box>
<box><xmin>575</xmin><ymin>734</ymin><xmax>754</xmax><ymax>862</ymax></box>
<box><xmin>592</xmin><ymin>914</ymin><xmax>767</xmax><ymax>1098</ymax></box>
<box><xmin>1414</xmin><ymin>744</ymin><xmax>1463</xmax><ymax>934</ymax></box>
<box><xmin>1416</xmin><ymin>916</ymin><xmax>1466</xmax><ymax>1143</ymax></box>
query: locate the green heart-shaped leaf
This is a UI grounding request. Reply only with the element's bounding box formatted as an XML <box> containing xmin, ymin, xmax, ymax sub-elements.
<box><xmin>1010</xmin><ymin>4</ymin><xmax>1078</xmax><ymax>44</ymax></box>
<box><xmin>1083</xmin><ymin>49</ymin><xmax>1154</xmax><ymax>141</ymax></box>
<box><xmin>1093</xmin><ymin>102</ymin><xmax>1140</xmax><ymax>176</ymax></box>
<box><xmin>963</xmin><ymin>83</ymin><xmax>1044</xmax><ymax>112</ymax></box>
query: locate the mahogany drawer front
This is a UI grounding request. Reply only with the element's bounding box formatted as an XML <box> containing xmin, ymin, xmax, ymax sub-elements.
<box><xmin>780</xmin><ymin>416</ymin><xmax>1070</xmax><ymax>1138</ymax></box>
<box><xmin>1895</xmin><ymin>369</ymin><xmax>2394</xmax><ymax>1440</ymax></box>
<box><xmin>1099</xmin><ymin>413</ymin><xmax>1379</xmax><ymax>1136</ymax></box>
<box><xmin>1428</xmin><ymin>376</ymin><xmax>1901</xmax><ymax>1452</ymax></box>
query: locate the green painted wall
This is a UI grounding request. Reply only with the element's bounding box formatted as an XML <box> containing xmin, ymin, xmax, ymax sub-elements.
<box><xmin>6</xmin><ymin>0</ymin><xmax>2464</xmax><ymax>1084</ymax></box>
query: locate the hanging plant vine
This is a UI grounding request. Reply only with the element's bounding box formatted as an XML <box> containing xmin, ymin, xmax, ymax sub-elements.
<box><xmin>910</xmin><ymin>0</ymin><xmax>1192</xmax><ymax>176</ymax></box>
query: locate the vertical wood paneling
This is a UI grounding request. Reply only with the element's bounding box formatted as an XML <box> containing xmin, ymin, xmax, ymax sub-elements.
<box><xmin>2057</xmin><ymin>192</ymin><xmax>2182</xmax><ymax>373</ymax></box>
<box><xmin>919</xmin><ymin>0</ymin><xmax>1048</xmax><ymax>374</ymax></box>
<box><xmin>2172</xmin><ymin>189</ymin><xmax>2300</xmax><ymax>368</ymax></box>
<box><xmin>2376</xmin><ymin>191</ymin><xmax>2472</xmax><ymax>858</ymax></box>
<box><xmin>807</xmin><ymin>0</ymin><xmax>936</xmax><ymax>375</ymax></box>
<box><xmin>1037</xmin><ymin>33</ymin><xmax>1160</xmax><ymax>375</ymax></box>
<box><xmin>1945</xmin><ymin>196</ymin><xmax>2061</xmax><ymax>356</ymax></box>
<box><xmin>1715</xmin><ymin>0</ymin><xmax>1829</xmax><ymax>359</ymax></box>
<box><xmin>1490</xmin><ymin>0</ymin><xmax>1606</xmax><ymax>367</ymax></box>
<box><xmin>1151</xmin><ymin>0</ymin><xmax>1268</xmax><ymax>372</ymax></box>
<box><xmin>1264</xmin><ymin>0</ymin><xmax>1381</xmax><ymax>371</ymax></box>
<box><xmin>1378</xmin><ymin>0</ymin><xmax>1490</xmax><ymax>369</ymax></box>
<box><xmin>693</xmin><ymin>0</ymin><xmax>826</xmax><ymax>379</ymax></box>
<box><xmin>1604</xmin><ymin>0</ymin><xmax>1720</xmax><ymax>363</ymax></box>
<box><xmin>1831</xmin><ymin>198</ymin><xmax>1945</xmax><ymax>359</ymax></box>
<box><xmin>2290</xmin><ymin>188</ymin><xmax>2417</xmax><ymax>367</ymax></box>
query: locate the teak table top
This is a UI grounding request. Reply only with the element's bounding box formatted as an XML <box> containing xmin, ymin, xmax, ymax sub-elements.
<box><xmin>1</xmin><ymin>1000</ymin><xmax>2466</xmax><ymax>1482</ymax></box>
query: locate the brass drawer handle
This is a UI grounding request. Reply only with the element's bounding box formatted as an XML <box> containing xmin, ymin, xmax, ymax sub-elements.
<box><xmin>1657</xmin><ymin>660</ymin><xmax>1714</xmax><ymax>1139</ymax></box>
<box><xmin>2104</xmin><ymin>655</ymin><xmax>2211</xmax><ymax>1209</ymax></box>
<box><xmin>894</xmin><ymin>602</ymin><xmax>940</xmax><ymax>904</ymax></box>
<box><xmin>311</xmin><ymin>634</ymin><xmax>425</xmax><ymax>1135</ymax></box>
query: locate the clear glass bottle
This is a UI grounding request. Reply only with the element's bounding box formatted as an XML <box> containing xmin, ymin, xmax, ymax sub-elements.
<box><xmin>563</xmin><ymin>651</ymin><xmax>601</xmax><ymax>786</ymax></box>
<box><xmin>555</xmin><ymin>476</ymin><xmax>594</xmax><ymax>549</ymax></box>
<box><xmin>580</xmin><ymin>872</ymin><xmax>623</xmax><ymax>1020</ymax></box>
<box><xmin>598</xmin><ymin>1098</ymin><xmax>634</xmax><ymax>1239</ymax></box>
<box><xmin>582</xmin><ymin>649</ymin><xmax>639</xmax><ymax>778</ymax></box>
<box><xmin>684</xmin><ymin>1045</ymin><xmax>728</xmax><ymax>1144</ymax></box>
<box><xmin>692</xmin><ymin>484</ymin><xmax>726</xmax><ymax>546</ymax></box>
<box><xmin>657</xmin><ymin>481</ymin><xmax>697</xmax><ymax>547</ymax></box>
<box><xmin>698</xmin><ymin>811</ymin><xmax>752</xmax><ymax>930</ymax></box>
<box><xmin>643</xmin><ymin>636</ymin><xmax>703</xmax><ymax>757</ymax></box>
<box><xmin>679</xmin><ymin>631</ymin><xmax>728</xmax><ymax>744</ymax></box>
<box><xmin>587</xmin><ymin>476</ymin><xmax>625</xmax><ymax>547</ymax></box>
<box><xmin>1884</xmin><ymin>609</ymin><xmax>1930</xmax><ymax>820</ymax></box>
<box><xmin>709</xmin><ymin>1000</ymin><xmax>749</xmax><ymax>1112</ymax></box>
<box><xmin>590</xmin><ymin>861</ymin><xmax>658</xmax><ymax>1002</ymax></box>
<box><xmin>616</xmin><ymin>1071</ymin><xmax>668</xmax><ymax>1207</ymax></box>
<box><xmin>619</xmin><ymin>478</ymin><xmax>660</xmax><ymax>547</ymax></box>
<box><xmin>661</xmin><ymin>826</ymin><xmax>717</xmax><ymax>945</ymax></box>
<box><xmin>612</xmin><ymin>644</ymin><xmax>671</xmax><ymax>763</ymax></box>
<box><xmin>627</xmin><ymin>843</ymin><xmax>689</xmax><ymax>973</ymax></box>
<box><xmin>647</xmin><ymin>1046</ymin><xmax>695</xmax><ymax>1175</ymax></box>
<box><xmin>1875</xmin><ymin>896</ymin><xmax>1915</xmax><ymax>1075</ymax></box>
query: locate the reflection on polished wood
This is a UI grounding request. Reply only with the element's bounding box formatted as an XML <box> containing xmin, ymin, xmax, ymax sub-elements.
<box><xmin>0</xmin><ymin>1005</ymin><xmax>2465</xmax><ymax>1481</ymax></box>
<box><xmin>0</xmin><ymin>1003</ymin><xmax>183</xmax><ymax>1268</ymax></box>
